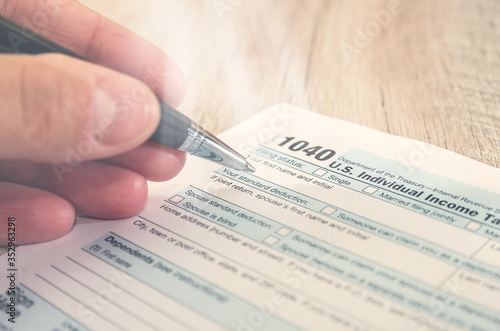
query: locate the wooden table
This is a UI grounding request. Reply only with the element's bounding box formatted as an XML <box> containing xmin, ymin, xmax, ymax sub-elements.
<box><xmin>82</xmin><ymin>0</ymin><xmax>500</xmax><ymax>168</ymax></box>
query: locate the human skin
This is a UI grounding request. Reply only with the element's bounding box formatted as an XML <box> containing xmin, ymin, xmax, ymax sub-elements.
<box><xmin>0</xmin><ymin>0</ymin><xmax>187</xmax><ymax>244</ymax></box>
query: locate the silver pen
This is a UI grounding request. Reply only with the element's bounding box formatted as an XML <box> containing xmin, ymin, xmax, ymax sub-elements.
<box><xmin>152</xmin><ymin>102</ymin><xmax>255</xmax><ymax>172</ymax></box>
<box><xmin>0</xmin><ymin>15</ymin><xmax>255</xmax><ymax>172</ymax></box>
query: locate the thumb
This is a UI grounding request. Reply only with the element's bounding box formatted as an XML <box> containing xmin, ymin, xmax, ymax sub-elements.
<box><xmin>0</xmin><ymin>53</ymin><xmax>161</xmax><ymax>162</ymax></box>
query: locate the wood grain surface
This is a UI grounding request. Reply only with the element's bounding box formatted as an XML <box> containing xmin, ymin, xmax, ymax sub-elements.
<box><xmin>82</xmin><ymin>0</ymin><xmax>500</xmax><ymax>168</ymax></box>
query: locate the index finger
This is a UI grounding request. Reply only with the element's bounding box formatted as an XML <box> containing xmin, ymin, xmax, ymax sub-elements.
<box><xmin>0</xmin><ymin>0</ymin><xmax>185</xmax><ymax>106</ymax></box>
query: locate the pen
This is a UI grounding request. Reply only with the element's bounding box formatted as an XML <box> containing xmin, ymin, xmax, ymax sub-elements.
<box><xmin>0</xmin><ymin>15</ymin><xmax>255</xmax><ymax>173</ymax></box>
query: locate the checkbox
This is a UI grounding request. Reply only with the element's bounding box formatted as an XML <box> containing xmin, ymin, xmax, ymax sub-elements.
<box><xmin>466</xmin><ymin>222</ymin><xmax>481</xmax><ymax>231</ymax></box>
<box><xmin>263</xmin><ymin>236</ymin><xmax>279</xmax><ymax>245</ymax></box>
<box><xmin>276</xmin><ymin>227</ymin><xmax>292</xmax><ymax>236</ymax></box>
<box><xmin>321</xmin><ymin>206</ymin><xmax>337</xmax><ymax>215</ymax></box>
<box><xmin>169</xmin><ymin>195</ymin><xmax>185</xmax><ymax>204</ymax></box>
<box><xmin>313</xmin><ymin>169</ymin><xmax>327</xmax><ymax>177</ymax></box>
<box><xmin>363</xmin><ymin>186</ymin><xmax>378</xmax><ymax>194</ymax></box>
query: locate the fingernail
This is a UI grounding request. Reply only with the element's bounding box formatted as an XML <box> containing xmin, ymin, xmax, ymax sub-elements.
<box><xmin>91</xmin><ymin>81</ymin><xmax>160</xmax><ymax>148</ymax></box>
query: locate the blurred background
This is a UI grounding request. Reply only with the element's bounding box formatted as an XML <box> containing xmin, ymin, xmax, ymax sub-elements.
<box><xmin>80</xmin><ymin>0</ymin><xmax>500</xmax><ymax>168</ymax></box>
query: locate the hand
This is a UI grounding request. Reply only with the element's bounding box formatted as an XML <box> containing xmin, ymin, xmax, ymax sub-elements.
<box><xmin>0</xmin><ymin>0</ymin><xmax>187</xmax><ymax>244</ymax></box>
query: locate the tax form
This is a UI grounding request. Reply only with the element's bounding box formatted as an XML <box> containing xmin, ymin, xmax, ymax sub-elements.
<box><xmin>1</xmin><ymin>104</ymin><xmax>500</xmax><ymax>330</ymax></box>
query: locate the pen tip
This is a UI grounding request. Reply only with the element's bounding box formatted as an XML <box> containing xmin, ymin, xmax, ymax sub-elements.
<box><xmin>244</xmin><ymin>162</ymin><xmax>256</xmax><ymax>173</ymax></box>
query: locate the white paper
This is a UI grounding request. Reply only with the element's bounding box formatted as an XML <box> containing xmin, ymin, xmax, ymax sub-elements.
<box><xmin>2</xmin><ymin>104</ymin><xmax>500</xmax><ymax>331</ymax></box>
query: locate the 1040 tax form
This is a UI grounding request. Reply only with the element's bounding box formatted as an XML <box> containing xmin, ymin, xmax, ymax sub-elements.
<box><xmin>2</xmin><ymin>104</ymin><xmax>500</xmax><ymax>330</ymax></box>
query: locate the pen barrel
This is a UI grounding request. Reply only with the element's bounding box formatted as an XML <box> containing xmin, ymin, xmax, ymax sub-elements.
<box><xmin>152</xmin><ymin>104</ymin><xmax>224</xmax><ymax>162</ymax></box>
<box><xmin>152</xmin><ymin>102</ymin><xmax>247</xmax><ymax>168</ymax></box>
<box><xmin>150</xmin><ymin>102</ymin><xmax>192</xmax><ymax>150</ymax></box>
<box><xmin>152</xmin><ymin>102</ymin><xmax>249</xmax><ymax>170</ymax></box>
<box><xmin>0</xmin><ymin>15</ymin><xmax>82</xmax><ymax>58</ymax></box>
